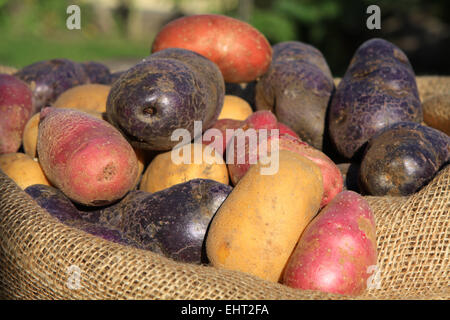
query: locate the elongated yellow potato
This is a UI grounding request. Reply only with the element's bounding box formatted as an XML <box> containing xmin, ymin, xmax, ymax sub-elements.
<box><xmin>206</xmin><ymin>149</ymin><xmax>323</xmax><ymax>282</ymax></box>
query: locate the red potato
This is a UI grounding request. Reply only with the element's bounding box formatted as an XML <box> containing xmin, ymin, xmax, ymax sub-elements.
<box><xmin>277</xmin><ymin>122</ymin><xmax>300</xmax><ymax>140</ymax></box>
<box><xmin>37</xmin><ymin>107</ymin><xmax>139</xmax><ymax>206</ymax></box>
<box><xmin>275</xmin><ymin>134</ymin><xmax>343</xmax><ymax>207</ymax></box>
<box><xmin>202</xmin><ymin>118</ymin><xmax>243</xmax><ymax>155</ymax></box>
<box><xmin>0</xmin><ymin>74</ymin><xmax>33</xmax><ymax>154</ymax></box>
<box><xmin>226</xmin><ymin>110</ymin><xmax>342</xmax><ymax>206</ymax></box>
<box><xmin>283</xmin><ymin>191</ymin><xmax>377</xmax><ymax>295</ymax></box>
<box><xmin>151</xmin><ymin>14</ymin><xmax>272</xmax><ymax>83</ymax></box>
<box><xmin>226</xmin><ymin>111</ymin><xmax>279</xmax><ymax>185</ymax></box>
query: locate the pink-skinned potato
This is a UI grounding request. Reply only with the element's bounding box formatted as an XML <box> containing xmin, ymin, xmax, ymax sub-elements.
<box><xmin>152</xmin><ymin>14</ymin><xmax>272</xmax><ymax>83</ymax></box>
<box><xmin>275</xmin><ymin>134</ymin><xmax>343</xmax><ymax>207</ymax></box>
<box><xmin>283</xmin><ymin>190</ymin><xmax>377</xmax><ymax>295</ymax></box>
<box><xmin>227</xmin><ymin>126</ymin><xmax>343</xmax><ymax>207</ymax></box>
<box><xmin>0</xmin><ymin>74</ymin><xmax>33</xmax><ymax>154</ymax></box>
<box><xmin>202</xmin><ymin>118</ymin><xmax>243</xmax><ymax>156</ymax></box>
<box><xmin>37</xmin><ymin>107</ymin><xmax>139</xmax><ymax>206</ymax></box>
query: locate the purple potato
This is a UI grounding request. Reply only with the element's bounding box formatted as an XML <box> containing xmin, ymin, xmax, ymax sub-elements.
<box><xmin>271</xmin><ymin>41</ymin><xmax>333</xmax><ymax>79</ymax></box>
<box><xmin>24</xmin><ymin>184</ymin><xmax>139</xmax><ymax>247</ymax></box>
<box><xmin>255</xmin><ymin>41</ymin><xmax>334</xmax><ymax>150</ymax></box>
<box><xmin>109</xmin><ymin>70</ymin><xmax>126</xmax><ymax>84</ymax></box>
<box><xmin>25</xmin><ymin>184</ymin><xmax>83</xmax><ymax>222</ymax></box>
<box><xmin>329</xmin><ymin>38</ymin><xmax>423</xmax><ymax>160</ymax></box>
<box><xmin>106</xmin><ymin>48</ymin><xmax>224</xmax><ymax>151</ymax></box>
<box><xmin>81</xmin><ymin>61</ymin><xmax>111</xmax><ymax>84</ymax></box>
<box><xmin>98</xmin><ymin>179</ymin><xmax>233</xmax><ymax>264</ymax></box>
<box><xmin>148</xmin><ymin>48</ymin><xmax>225</xmax><ymax>128</ymax></box>
<box><xmin>14</xmin><ymin>59</ymin><xmax>89</xmax><ymax>112</ymax></box>
<box><xmin>359</xmin><ymin>122</ymin><xmax>450</xmax><ymax>196</ymax></box>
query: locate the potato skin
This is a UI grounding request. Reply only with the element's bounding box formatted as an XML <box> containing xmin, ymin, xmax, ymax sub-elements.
<box><xmin>139</xmin><ymin>143</ymin><xmax>229</xmax><ymax>193</ymax></box>
<box><xmin>24</xmin><ymin>184</ymin><xmax>139</xmax><ymax>246</ymax></box>
<box><xmin>99</xmin><ymin>179</ymin><xmax>233</xmax><ymax>264</ymax></box>
<box><xmin>255</xmin><ymin>41</ymin><xmax>334</xmax><ymax>150</ymax></box>
<box><xmin>14</xmin><ymin>59</ymin><xmax>89</xmax><ymax>112</ymax></box>
<box><xmin>152</xmin><ymin>14</ymin><xmax>272</xmax><ymax>83</ymax></box>
<box><xmin>80</xmin><ymin>61</ymin><xmax>111</xmax><ymax>85</ymax></box>
<box><xmin>283</xmin><ymin>190</ymin><xmax>377</xmax><ymax>296</ymax></box>
<box><xmin>54</xmin><ymin>84</ymin><xmax>110</xmax><ymax>113</ymax></box>
<box><xmin>22</xmin><ymin>112</ymin><xmax>41</xmax><ymax>158</ymax></box>
<box><xmin>218</xmin><ymin>95</ymin><xmax>253</xmax><ymax>121</ymax></box>
<box><xmin>206</xmin><ymin>150</ymin><xmax>323</xmax><ymax>282</ymax></box>
<box><xmin>274</xmin><ymin>134</ymin><xmax>343</xmax><ymax>208</ymax></box>
<box><xmin>0</xmin><ymin>74</ymin><xmax>33</xmax><ymax>154</ymax></box>
<box><xmin>37</xmin><ymin>107</ymin><xmax>139</xmax><ymax>206</ymax></box>
<box><xmin>329</xmin><ymin>38</ymin><xmax>422</xmax><ymax>159</ymax></box>
<box><xmin>359</xmin><ymin>122</ymin><xmax>450</xmax><ymax>196</ymax></box>
<box><xmin>148</xmin><ymin>48</ymin><xmax>225</xmax><ymax>129</ymax></box>
<box><xmin>202</xmin><ymin>118</ymin><xmax>243</xmax><ymax>155</ymax></box>
<box><xmin>106</xmin><ymin>48</ymin><xmax>224</xmax><ymax>151</ymax></box>
<box><xmin>422</xmin><ymin>94</ymin><xmax>450</xmax><ymax>135</ymax></box>
<box><xmin>0</xmin><ymin>152</ymin><xmax>51</xmax><ymax>189</ymax></box>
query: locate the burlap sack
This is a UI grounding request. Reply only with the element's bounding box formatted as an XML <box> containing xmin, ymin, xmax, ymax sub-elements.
<box><xmin>0</xmin><ymin>77</ymin><xmax>448</xmax><ymax>300</ymax></box>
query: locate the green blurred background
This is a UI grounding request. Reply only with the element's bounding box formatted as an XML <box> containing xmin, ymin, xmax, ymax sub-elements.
<box><xmin>0</xmin><ymin>0</ymin><xmax>449</xmax><ymax>76</ymax></box>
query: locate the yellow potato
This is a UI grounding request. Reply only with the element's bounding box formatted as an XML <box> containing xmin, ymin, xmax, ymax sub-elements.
<box><xmin>140</xmin><ymin>143</ymin><xmax>229</xmax><ymax>193</ymax></box>
<box><xmin>206</xmin><ymin>149</ymin><xmax>323</xmax><ymax>282</ymax></box>
<box><xmin>422</xmin><ymin>94</ymin><xmax>450</xmax><ymax>135</ymax></box>
<box><xmin>218</xmin><ymin>95</ymin><xmax>253</xmax><ymax>121</ymax></box>
<box><xmin>133</xmin><ymin>147</ymin><xmax>147</xmax><ymax>188</ymax></box>
<box><xmin>0</xmin><ymin>65</ymin><xmax>17</xmax><ymax>75</ymax></box>
<box><xmin>53</xmin><ymin>84</ymin><xmax>111</xmax><ymax>113</ymax></box>
<box><xmin>0</xmin><ymin>153</ymin><xmax>51</xmax><ymax>189</ymax></box>
<box><xmin>22</xmin><ymin>112</ymin><xmax>41</xmax><ymax>158</ymax></box>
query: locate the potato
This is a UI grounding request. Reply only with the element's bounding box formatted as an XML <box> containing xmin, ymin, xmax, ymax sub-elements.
<box><xmin>0</xmin><ymin>74</ymin><xmax>34</xmax><ymax>154</ymax></box>
<box><xmin>23</xmin><ymin>110</ymin><xmax>104</xmax><ymax>159</ymax></box>
<box><xmin>328</xmin><ymin>38</ymin><xmax>422</xmax><ymax>159</ymax></box>
<box><xmin>133</xmin><ymin>147</ymin><xmax>146</xmax><ymax>189</ymax></box>
<box><xmin>0</xmin><ymin>153</ymin><xmax>51</xmax><ymax>189</ymax></box>
<box><xmin>0</xmin><ymin>65</ymin><xmax>17</xmax><ymax>75</ymax></box>
<box><xmin>202</xmin><ymin>118</ymin><xmax>243</xmax><ymax>156</ymax></box>
<box><xmin>37</xmin><ymin>107</ymin><xmax>139</xmax><ymax>206</ymax></box>
<box><xmin>14</xmin><ymin>58</ymin><xmax>89</xmax><ymax>112</ymax></box>
<box><xmin>225</xmin><ymin>110</ymin><xmax>342</xmax><ymax>207</ymax></box>
<box><xmin>139</xmin><ymin>143</ymin><xmax>229</xmax><ymax>193</ymax></box>
<box><xmin>359</xmin><ymin>122</ymin><xmax>449</xmax><ymax>196</ymax></box>
<box><xmin>24</xmin><ymin>184</ymin><xmax>139</xmax><ymax>246</ymax></box>
<box><xmin>22</xmin><ymin>112</ymin><xmax>41</xmax><ymax>158</ymax></box>
<box><xmin>422</xmin><ymin>94</ymin><xmax>450</xmax><ymax>135</ymax></box>
<box><xmin>99</xmin><ymin>179</ymin><xmax>233</xmax><ymax>263</ymax></box>
<box><xmin>27</xmin><ymin>179</ymin><xmax>232</xmax><ymax>263</ymax></box>
<box><xmin>53</xmin><ymin>84</ymin><xmax>111</xmax><ymax>113</ymax></box>
<box><xmin>106</xmin><ymin>48</ymin><xmax>224</xmax><ymax>151</ymax></box>
<box><xmin>152</xmin><ymin>14</ymin><xmax>272</xmax><ymax>83</ymax></box>
<box><xmin>206</xmin><ymin>150</ymin><xmax>323</xmax><ymax>282</ymax></box>
<box><xmin>283</xmin><ymin>191</ymin><xmax>377</xmax><ymax>296</ymax></box>
<box><xmin>80</xmin><ymin>61</ymin><xmax>111</xmax><ymax>85</ymax></box>
<box><xmin>218</xmin><ymin>95</ymin><xmax>253</xmax><ymax>121</ymax></box>
<box><xmin>255</xmin><ymin>41</ymin><xmax>334</xmax><ymax>150</ymax></box>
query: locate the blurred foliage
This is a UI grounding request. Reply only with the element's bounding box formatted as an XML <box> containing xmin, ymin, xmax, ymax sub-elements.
<box><xmin>0</xmin><ymin>0</ymin><xmax>448</xmax><ymax>75</ymax></box>
<box><xmin>0</xmin><ymin>0</ymin><xmax>149</xmax><ymax>68</ymax></box>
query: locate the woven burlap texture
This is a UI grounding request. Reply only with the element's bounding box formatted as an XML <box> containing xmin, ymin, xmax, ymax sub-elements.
<box><xmin>0</xmin><ymin>76</ymin><xmax>448</xmax><ymax>300</ymax></box>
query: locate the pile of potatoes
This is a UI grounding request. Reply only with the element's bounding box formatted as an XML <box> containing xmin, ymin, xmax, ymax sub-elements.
<box><xmin>1</xmin><ymin>14</ymin><xmax>449</xmax><ymax>296</ymax></box>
